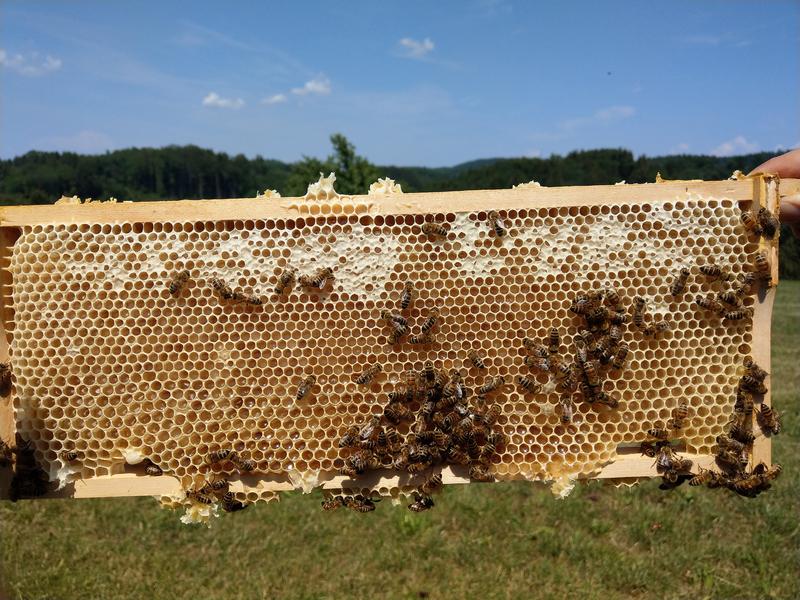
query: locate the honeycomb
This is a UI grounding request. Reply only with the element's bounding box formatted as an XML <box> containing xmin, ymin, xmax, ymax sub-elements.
<box><xmin>0</xmin><ymin>176</ymin><xmax>778</xmax><ymax>510</ymax></box>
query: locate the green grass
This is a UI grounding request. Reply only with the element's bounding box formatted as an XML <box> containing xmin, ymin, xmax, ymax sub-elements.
<box><xmin>2</xmin><ymin>283</ymin><xmax>799</xmax><ymax>600</ymax></box>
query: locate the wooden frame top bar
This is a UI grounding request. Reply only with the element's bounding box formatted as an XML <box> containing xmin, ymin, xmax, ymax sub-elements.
<box><xmin>0</xmin><ymin>178</ymin><xmax>797</xmax><ymax>227</ymax></box>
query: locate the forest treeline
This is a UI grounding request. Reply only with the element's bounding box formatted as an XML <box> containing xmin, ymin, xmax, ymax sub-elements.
<box><xmin>0</xmin><ymin>135</ymin><xmax>797</xmax><ymax>277</ymax></box>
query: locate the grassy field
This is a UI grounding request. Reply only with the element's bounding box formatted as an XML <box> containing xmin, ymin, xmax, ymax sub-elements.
<box><xmin>1</xmin><ymin>282</ymin><xmax>798</xmax><ymax>600</ymax></box>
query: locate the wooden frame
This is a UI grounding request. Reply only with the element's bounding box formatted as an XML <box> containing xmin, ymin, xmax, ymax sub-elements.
<box><xmin>0</xmin><ymin>176</ymin><xmax>793</xmax><ymax>500</ymax></box>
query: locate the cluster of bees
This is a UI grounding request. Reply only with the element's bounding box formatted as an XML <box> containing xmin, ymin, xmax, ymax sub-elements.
<box><xmin>740</xmin><ymin>203</ymin><xmax>780</xmax><ymax>240</ymax></box>
<box><xmin>326</xmin><ymin>355</ymin><xmax>507</xmax><ymax>513</ymax></box>
<box><xmin>640</xmin><ymin>355</ymin><xmax>782</xmax><ymax>496</ymax></box>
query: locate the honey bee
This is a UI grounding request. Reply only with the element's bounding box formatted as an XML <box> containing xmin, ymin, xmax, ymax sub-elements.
<box><xmin>346</xmin><ymin>494</ymin><xmax>378</xmax><ymax>513</ymax></box>
<box><xmin>59</xmin><ymin>450</ymin><xmax>79</xmax><ymax>462</ymax></box>
<box><xmin>355</xmin><ymin>364</ymin><xmax>382</xmax><ymax>386</ymax></box>
<box><xmin>604</xmin><ymin>287</ymin><xmax>622</xmax><ymax>308</ymax></box>
<box><xmin>609</xmin><ymin>310</ymin><xmax>629</xmax><ymax>325</ymax></box>
<box><xmin>646</xmin><ymin>320</ymin><xmax>673</xmax><ymax>337</ymax></box>
<box><xmin>560</xmin><ymin>397</ymin><xmax>576</xmax><ymax>424</ymax></box>
<box><xmin>236</xmin><ymin>458</ymin><xmax>256</xmax><ymax>472</ymax></box>
<box><xmin>359</xmin><ymin>416</ymin><xmax>382</xmax><ymax>441</ymax></box>
<box><xmin>381</xmin><ymin>310</ymin><xmax>408</xmax><ymax>328</ymax></box>
<box><xmin>739</xmin><ymin>374</ymin><xmax>767</xmax><ymax>394</ymax></box>
<box><xmin>729</xmin><ymin>473</ymin><xmax>766</xmax><ymax>497</ymax></box>
<box><xmin>699</xmin><ymin>264</ymin><xmax>732</xmax><ymax>282</ymax></box>
<box><xmin>569</xmin><ymin>294</ymin><xmax>593</xmax><ymax>315</ymax></box>
<box><xmin>301</xmin><ymin>266</ymin><xmax>334</xmax><ymax>290</ymax></box>
<box><xmin>487</xmin><ymin>210</ymin><xmax>506</xmax><ymax>237</ymax></box>
<box><xmin>669</xmin><ymin>268</ymin><xmax>690</xmax><ymax>297</ymax></box>
<box><xmin>667</xmin><ymin>402</ymin><xmax>689</xmax><ymax>429</ymax></box>
<box><xmin>717</xmin><ymin>435</ymin><xmax>747</xmax><ymax>457</ymax></box>
<box><xmin>689</xmin><ymin>468</ymin><xmax>724</xmax><ymax>488</ymax></box>
<box><xmin>296</xmin><ymin>374</ymin><xmax>316</xmax><ymax>400</ymax></box>
<box><xmin>525</xmin><ymin>355</ymin><xmax>551</xmax><ymax>372</ymax></box>
<box><xmin>467</xmin><ymin>350</ymin><xmax>487</xmax><ymax>370</ymax></box>
<box><xmin>421</xmin><ymin>222</ymin><xmax>449</xmax><ymax>238</ymax></box>
<box><xmin>407</xmin><ymin>461</ymin><xmax>433</xmax><ymax>475</ymax></box>
<box><xmin>733</xmin><ymin>272</ymin><xmax>757</xmax><ymax>297</ymax></box>
<box><xmin>339</xmin><ymin>425</ymin><xmax>360</xmax><ymax>448</ymax></box>
<box><xmin>208</xmin><ymin>449</ymin><xmax>238</xmax><ymax>464</ymax></box>
<box><xmin>757</xmin><ymin>404</ymin><xmax>781</xmax><ymax>435</ymax></box>
<box><xmin>0</xmin><ymin>362</ymin><xmax>11</xmax><ymax>396</ymax></box>
<box><xmin>723</xmin><ymin>308</ymin><xmax>753</xmax><ymax>322</ymax></box>
<box><xmin>733</xmin><ymin>391</ymin><xmax>752</xmax><ymax>417</ymax></box>
<box><xmin>555</xmin><ymin>366</ymin><xmax>579</xmax><ymax>395</ymax></box>
<box><xmin>547</xmin><ymin>327</ymin><xmax>561</xmax><ymax>354</ymax></box>
<box><xmin>188</xmin><ymin>491</ymin><xmax>215</xmax><ymax>505</ymax></box>
<box><xmin>740</xmin><ymin>209</ymin><xmax>762</xmax><ymax>236</ymax></box>
<box><xmin>384</xmin><ymin>402</ymin><xmax>414</xmax><ymax>424</ymax></box>
<box><xmin>442</xmin><ymin>371</ymin><xmax>465</xmax><ymax>399</ymax></box>
<box><xmin>274</xmin><ymin>267</ymin><xmax>297</xmax><ymax>294</ymax></box>
<box><xmin>388</xmin><ymin>324</ymin><xmax>409</xmax><ymax>344</ymax></box>
<box><xmin>468</xmin><ymin>465</ymin><xmax>493</xmax><ymax>482</ymax></box>
<box><xmin>422</xmin><ymin>360</ymin><xmax>436</xmax><ymax>383</ymax></box>
<box><xmin>757</xmin><ymin>207</ymin><xmax>779</xmax><ymax>238</ymax></box>
<box><xmin>516</xmin><ymin>375</ymin><xmax>541</xmax><ymax>394</ymax></box>
<box><xmin>522</xmin><ymin>337</ymin><xmax>541</xmax><ymax>353</ymax></box>
<box><xmin>168</xmin><ymin>270</ymin><xmax>191</xmax><ymax>295</ymax></box>
<box><xmin>631</xmin><ymin>296</ymin><xmax>647</xmax><ymax>329</ymax></box>
<box><xmin>420</xmin><ymin>309</ymin><xmax>440</xmax><ymax>334</ymax></box>
<box><xmin>400</xmin><ymin>281</ymin><xmax>414</xmax><ymax>310</ymax></box>
<box><xmin>232</xmin><ymin>290</ymin><xmax>263</xmax><ymax>305</ymax></box>
<box><xmin>717</xmin><ymin>291</ymin><xmax>741</xmax><ymax>308</ymax></box>
<box><xmin>9</xmin><ymin>440</ymin><xmax>49</xmax><ymax>501</ymax></box>
<box><xmin>341</xmin><ymin>450</ymin><xmax>379</xmax><ymax>477</ymax></box>
<box><xmin>753</xmin><ymin>252</ymin><xmax>772</xmax><ymax>286</ymax></box>
<box><xmin>419</xmin><ymin>473</ymin><xmax>443</xmax><ymax>496</ymax></box>
<box><xmin>477</xmin><ymin>405</ymin><xmax>501</xmax><ymax>428</ymax></box>
<box><xmin>647</xmin><ymin>428</ymin><xmax>669</xmax><ymax>441</ymax></box>
<box><xmin>200</xmin><ymin>479</ymin><xmax>229</xmax><ymax>495</ymax></box>
<box><xmin>754</xmin><ymin>251</ymin><xmax>770</xmax><ymax>273</ymax></box>
<box><xmin>447</xmin><ymin>447</ymin><xmax>471</xmax><ymax>465</ymax></box>
<box><xmin>612</xmin><ymin>344</ymin><xmax>629</xmax><ymax>370</ymax></box>
<box><xmin>210</xmin><ymin>277</ymin><xmax>234</xmax><ymax>300</ymax></box>
<box><xmin>729</xmin><ymin>420</ymin><xmax>755</xmax><ymax>445</ymax></box>
<box><xmin>408</xmin><ymin>493</ymin><xmax>435</xmax><ymax>512</ymax></box>
<box><xmin>586</xmin><ymin>306</ymin><xmax>609</xmax><ymax>329</ymax></box>
<box><xmin>743</xmin><ymin>356</ymin><xmax>768</xmax><ymax>382</ymax></box>
<box><xmin>0</xmin><ymin>439</ymin><xmax>13</xmax><ymax>467</ymax></box>
<box><xmin>221</xmin><ymin>491</ymin><xmax>248</xmax><ymax>512</ymax></box>
<box><xmin>695</xmin><ymin>294</ymin><xmax>724</xmax><ymax>314</ymax></box>
<box><xmin>409</xmin><ymin>333</ymin><xmax>435</xmax><ymax>344</ymax></box>
<box><xmin>578</xmin><ymin>357</ymin><xmax>601</xmax><ymax>389</ymax></box>
<box><xmin>477</xmin><ymin>376</ymin><xmax>505</xmax><ymax>395</ymax></box>
<box><xmin>321</xmin><ymin>495</ymin><xmax>345</xmax><ymax>511</ymax></box>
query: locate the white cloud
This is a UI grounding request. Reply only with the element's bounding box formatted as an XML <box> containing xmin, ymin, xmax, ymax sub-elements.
<box><xmin>291</xmin><ymin>75</ymin><xmax>331</xmax><ymax>96</ymax></box>
<box><xmin>594</xmin><ymin>105</ymin><xmax>635</xmax><ymax>121</ymax></box>
<box><xmin>561</xmin><ymin>105</ymin><xmax>636</xmax><ymax>131</ymax></box>
<box><xmin>201</xmin><ymin>92</ymin><xmax>244</xmax><ymax>109</ymax></box>
<box><xmin>711</xmin><ymin>135</ymin><xmax>759</xmax><ymax>157</ymax></box>
<box><xmin>527</xmin><ymin>149</ymin><xmax>542</xmax><ymax>158</ymax></box>
<box><xmin>671</xmin><ymin>142</ymin><xmax>691</xmax><ymax>154</ymax></box>
<box><xmin>36</xmin><ymin>130</ymin><xmax>113</xmax><ymax>154</ymax></box>
<box><xmin>262</xmin><ymin>93</ymin><xmax>287</xmax><ymax>105</ymax></box>
<box><xmin>0</xmin><ymin>49</ymin><xmax>62</xmax><ymax>76</ymax></box>
<box><xmin>398</xmin><ymin>37</ymin><xmax>435</xmax><ymax>59</ymax></box>
<box><xmin>680</xmin><ymin>34</ymin><xmax>721</xmax><ymax>46</ymax></box>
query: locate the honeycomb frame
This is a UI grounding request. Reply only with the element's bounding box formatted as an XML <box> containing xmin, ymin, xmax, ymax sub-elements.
<box><xmin>0</xmin><ymin>175</ymin><xmax>792</xmax><ymax>503</ymax></box>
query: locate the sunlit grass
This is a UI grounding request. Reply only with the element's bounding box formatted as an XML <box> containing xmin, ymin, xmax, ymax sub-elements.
<box><xmin>1</xmin><ymin>282</ymin><xmax>798</xmax><ymax>600</ymax></box>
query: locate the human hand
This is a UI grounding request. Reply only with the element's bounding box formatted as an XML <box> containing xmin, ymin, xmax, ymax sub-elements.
<box><xmin>751</xmin><ymin>148</ymin><xmax>800</xmax><ymax>237</ymax></box>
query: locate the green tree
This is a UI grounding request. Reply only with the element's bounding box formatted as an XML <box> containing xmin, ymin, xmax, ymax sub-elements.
<box><xmin>284</xmin><ymin>134</ymin><xmax>380</xmax><ymax>196</ymax></box>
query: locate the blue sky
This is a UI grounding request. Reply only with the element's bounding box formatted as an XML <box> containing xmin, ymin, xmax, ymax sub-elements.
<box><xmin>1</xmin><ymin>0</ymin><xmax>798</xmax><ymax>166</ymax></box>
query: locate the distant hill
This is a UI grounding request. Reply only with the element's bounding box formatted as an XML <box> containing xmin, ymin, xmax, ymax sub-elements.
<box><xmin>0</xmin><ymin>144</ymin><xmax>796</xmax><ymax>278</ymax></box>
